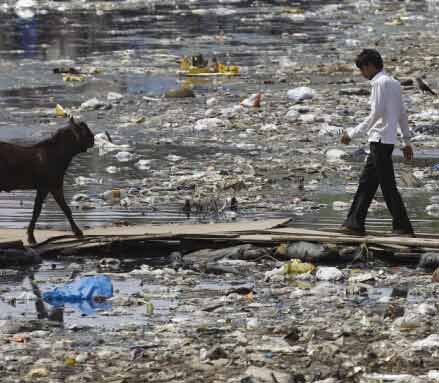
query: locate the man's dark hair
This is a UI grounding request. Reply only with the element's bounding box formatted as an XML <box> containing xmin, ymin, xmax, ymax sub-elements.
<box><xmin>355</xmin><ymin>49</ymin><xmax>383</xmax><ymax>70</ymax></box>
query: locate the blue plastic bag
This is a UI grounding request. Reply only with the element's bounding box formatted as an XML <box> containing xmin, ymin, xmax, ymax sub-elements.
<box><xmin>433</xmin><ymin>163</ymin><xmax>439</xmax><ymax>171</ymax></box>
<box><xmin>43</xmin><ymin>275</ymin><xmax>113</xmax><ymax>305</ymax></box>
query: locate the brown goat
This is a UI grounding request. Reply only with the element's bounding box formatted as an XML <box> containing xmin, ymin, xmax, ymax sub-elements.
<box><xmin>0</xmin><ymin>117</ymin><xmax>95</xmax><ymax>244</ymax></box>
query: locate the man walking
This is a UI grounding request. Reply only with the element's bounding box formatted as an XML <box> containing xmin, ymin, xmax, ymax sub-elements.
<box><xmin>340</xmin><ymin>49</ymin><xmax>414</xmax><ymax>236</ymax></box>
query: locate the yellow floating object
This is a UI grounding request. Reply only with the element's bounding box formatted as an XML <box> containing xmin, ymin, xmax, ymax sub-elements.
<box><xmin>146</xmin><ymin>302</ymin><xmax>154</xmax><ymax>315</ymax></box>
<box><xmin>63</xmin><ymin>74</ymin><xmax>86</xmax><ymax>82</ymax></box>
<box><xmin>284</xmin><ymin>259</ymin><xmax>315</xmax><ymax>275</ymax></box>
<box><xmin>286</xmin><ymin>7</ymin><xmax>305</xmax><ymax>14</ymax></box>
<box><xmin>133</xmin><ymin>116</ymin><xmax>145</xmax><ymax>124</ymax></box>
<box><xmin>55</xmin><ymin>104</ymin><xmax>68</xmax><ymax>117</ymax></box>
<box><xmin>385</xmin><ymin>16</ymin><xmax>404</xmax><ymax>26</ymax></box>
<box><xmin>178</xmin><ymin>56</ymin><xmax>240</xmax><ymax>77</ymax></box>
<box><xmin>64</xmin><ymin>356</ymin><xmax>77</xmax><ymax>367</ymax></box>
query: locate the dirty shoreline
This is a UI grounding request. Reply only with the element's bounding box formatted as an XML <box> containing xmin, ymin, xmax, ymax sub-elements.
<box><xmin>2</xmin><ymin>1</ymin><xmax>439</xmax><ymax>382</ymax></box>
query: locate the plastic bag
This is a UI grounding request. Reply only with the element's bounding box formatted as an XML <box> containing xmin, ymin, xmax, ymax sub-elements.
<box><xmin>43</xmin><ymin>275</ymin><xmax>113</xmax><ymax>304</ymax></box>
<box><xmin>284</xmin><ymin>259</ymin><xmax>315</xmax><ymax>274</ymax></box>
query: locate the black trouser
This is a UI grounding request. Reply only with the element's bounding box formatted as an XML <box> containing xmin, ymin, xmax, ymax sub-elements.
<box><xmin>344</xmin><ymin>142</ymin><xmax>413</xmax><ymax>233</ymax></box>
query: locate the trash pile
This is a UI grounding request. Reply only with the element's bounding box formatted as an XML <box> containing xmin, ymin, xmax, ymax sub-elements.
<box><xmin>1</xmin><ymin>242</ymin><xmax>439</xmax><ymax>382</ymax></box>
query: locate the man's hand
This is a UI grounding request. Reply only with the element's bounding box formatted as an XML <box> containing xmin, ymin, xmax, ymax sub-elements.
<box><xmin>402</xmin><ymin>144</ymin><xmax>413</xmax><ymax>161</ymax></box>
<box><xmin>340</xmin><ymin>130</ymin><xmax>351</xmax><ymax>145</ymax></box>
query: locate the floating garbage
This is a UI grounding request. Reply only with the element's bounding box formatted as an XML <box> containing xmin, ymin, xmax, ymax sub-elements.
<box><xmin>276</xmin><ymin>241</ymin><xmax>330</xmax><ymax>262</ymax></box>
<box><xmin>194</xmin><ymin>118</ymin><xmax>226</xmax><ymax>132</ymax></box>
<box><xmin>287</xmin><ymin>87</ymin><xmax>315</xmax><ymax>103</ymax></box>
<box><xmin>342</xmin><ymin>147</ymin><xmax>368</xmax><ymax>162</ymax></box>
<box><xmin>107</xmin><ymin>92</ymin><xmax>124</xmax><ymax>101</ymax></box>
<box><xmin>325</xmin><ymin>148</ymin><xmax>347</xmax><ymax>162</ymax></box>
<box><xmin>285</xmin><ymin>109</ymin><xmax>300</xmax><ymax>122</ymax></box>
<box><xmin>80</xmin><ymin>98</ymin><xmax>112</xmax><ymax>111</ymax></box>
<box><xmin>94</xmin><ymin>133</ymin><xmax>130</xmax><ymax>155</ymax></box>
<box><xmin>165</xmin><ymin>87</ymin><xmax>195</xmax><ymax>98</ymax></box>
<box><xmin>55</xmin><ymin>104</ymin><xmax>69</xmax><ymax>118</ymax></box>
<box><xmin>115</xmin><ymin>151</ymin><xmax>135</xmax><ymax>162</ymax></box>
<box><xmin>135</xmin><ymin>159</ymin><xmax>152</xmax><ymax>170</ymax></box>
<box><xmin>43</xmin><ymin>276</ymin><xmax>113</xmax><ymax>304</ymax></box>
<box><xmin>315</xmin><ymin>266</ymin><xmax>344</xmax><ymax>281</ymax></box>
<box><xmin>318</xmin><ymin>123</ymin><xmax>343</xmax><ymax>137</ymax></box>
<box><xmin>284</xmin><ymin>259</ymin><xmax>315</xmax><ymax>274</ymax></box>
<box><xmin>178</xmin><ymin>54</ymin><xmax>240</xmax><ymax>76</ymax></box>
<box><xmin>412</xmin><ymin>334</ymin><xmax>439</xmax><ymax>350</ymax></box>
<box><xmin>43</xmin><ymin>276</ymin><xmax>113</xmax><ymax>315</ymax></box>
<box><xmin>241</xmin><ymin>93</ymin><xmax>262</xmax><ymax>108</ymax></box>
<box><xmin>426</xmin><ymin>204</ymin><xmax>439</xmax><ymax>217</ymax></box>
<box><xmin>63</xmin><ymin>74</ymin><xmax>86</xmax><ymax>82</ymax></box>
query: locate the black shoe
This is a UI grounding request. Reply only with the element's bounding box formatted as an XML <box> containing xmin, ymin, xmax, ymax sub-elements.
<box><xmin>391</xmin><ymin>229</ymin><xmax>415</xmax><ymax>238</ymax></box>
<box><xmin>339</xmin><ymin>225</ymin><xmax>366</xmax><ymax>236</ymax></box>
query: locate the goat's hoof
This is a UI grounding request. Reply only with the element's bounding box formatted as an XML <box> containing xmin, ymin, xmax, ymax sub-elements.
<box><xmin>27</xmin><ymin>236</ymin><xmax>36</xmax><ymax>245</ymax></box>
<box><xmin>74</xmin><ymin>229</ymin><xmax>84</xmax><ymax>239</ymax></box>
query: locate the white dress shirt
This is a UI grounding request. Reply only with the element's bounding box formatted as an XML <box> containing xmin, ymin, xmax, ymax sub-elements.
<box><xmin>347</xmin><ymin>71</ymin><xmax>412</xmax><ymax>146</ymax></box>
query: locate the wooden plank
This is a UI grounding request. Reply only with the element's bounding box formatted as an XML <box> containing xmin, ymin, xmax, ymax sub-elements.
<box><xmin>269</xmin><ymin>227</ymin><xmax>344</xmax><ymax>237</ymax></box>
<box><xmin>0</xmin><ymin>218</ymin><xmax>289</xmax><ymax>246</ymax></box>
<box><xmin>84</xmin><ymin>218</ymin><xmax>291</xmax><ymax>236</ymax></box>
<box><xmin>273</xmin><ymin>234</ymin><xmax>439</xmax><ymax>249</ymax></box>
<box><xmin>319</xmin><ymin>227</ymin><xmax>439</xmax><ymax>239</ymax></box>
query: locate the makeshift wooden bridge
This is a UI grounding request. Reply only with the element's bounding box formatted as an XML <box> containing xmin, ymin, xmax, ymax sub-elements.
<box><xmin>0</xmin><ymin>218</ymin><xmax>439</xmax><ymax>264</ymax></box>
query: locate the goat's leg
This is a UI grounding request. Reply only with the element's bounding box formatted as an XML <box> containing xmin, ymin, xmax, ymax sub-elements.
<box><xmin>27</xmin><ymin>190</ymin><xmax>48</xmax><ymax>245</ymax></box>
<box><xmin>51</xmin><ymin>188</ymin><xmax>83</xmax><ymax>238</ymax></box>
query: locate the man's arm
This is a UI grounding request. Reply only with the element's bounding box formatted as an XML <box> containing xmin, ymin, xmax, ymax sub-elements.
<box><xmin>346</xmin><ymin>82</ymin><xmax>384</xmax><ymax>139</ymax></box>
<box><xmin>399</xmin><ymin>103</ymin><xmax>413</xmax><ymax>160</ymax></box>
<box><xmin>399</xmin><ymin>103</ymin><xmax>412</xmax><ymax>146</ymax></box>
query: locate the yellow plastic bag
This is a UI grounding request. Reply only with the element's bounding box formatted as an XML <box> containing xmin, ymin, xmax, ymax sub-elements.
<box><xmin>286</xmin><ymin>7</ymin><xmax>304</xmax><ymax>14</ymax></box>
<box><xmin>275</xmin><ymin>243</ymin><xmax>288</xmax><ymax>257</ymax></box>
<box><xmin>179</xmin><ymin>56</ymin><xmax>240</xmax><ymax>76</ymax></box>
<box><xmin>284</xmin><ymin>259</ymin><xmax>315</xmax><ymax>275</ymax></box>
<box><xmin>63</xmin><ymin>74</ymin><xmax>86</xmax><ymax>82</ymax></box>
<box><xmin>64</xmin><ymin>356</ymin><xmax>77</xmax><ymax>367</ymax></box>
<box><xmin>55</xmin><ymin>104</ymin><xmax>68</xmax><ymax>117</ymax></box>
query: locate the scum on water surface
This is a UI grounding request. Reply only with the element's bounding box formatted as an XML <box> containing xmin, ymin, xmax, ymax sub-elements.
<box><xmin>1</xmin><ymin>0</ymin><xmax>439</xmax><ymax>234</ymax></box>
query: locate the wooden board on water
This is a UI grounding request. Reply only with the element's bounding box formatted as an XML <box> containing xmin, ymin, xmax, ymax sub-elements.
<box><xmin>0</xmin><ymin>218</ymin><xmax>290</xmax><ymax>247</ymax></box>
<box><xmin>1</xmin><ymin>218</ymin><xmax>439</xmax><ymax>256</ymax></box>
